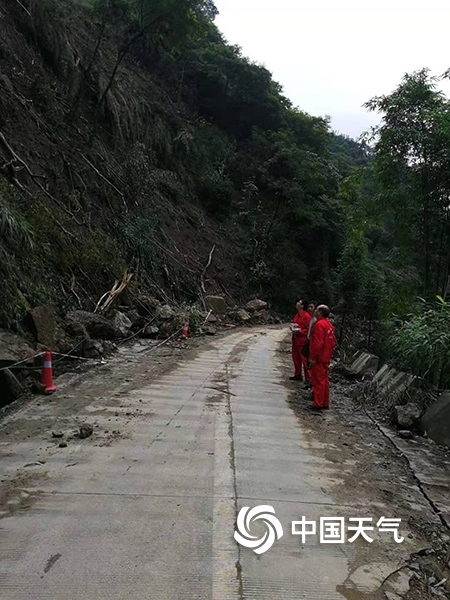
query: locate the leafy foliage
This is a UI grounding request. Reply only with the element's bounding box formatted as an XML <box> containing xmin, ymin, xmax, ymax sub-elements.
<box><xmin>121</xmin><ymin>215</ymin><xmax>156</xmax><ymax>276</ymax></box>
<box><xmin>329</xmin><ymin>134</ymin><xmax>372</xmax><ymax>178</ymax></box>
<box><xmin>365</xmin><ymin>69</ymin><xmax>450</xmax><ymax>298</ymax></box>
<box><xmin>388</xmin><ymin>298</ymin><xmax>450</xmax><ymax>389</ymax></box>
<box><xmin>334</xmin><ymin>69</ymin><xmax>450</xmax><ymax>380</ymax></box>
<box><xmin>0</xmin><ymin>182</ymin><xmax>37</xmax><ymax>329</ymax></box>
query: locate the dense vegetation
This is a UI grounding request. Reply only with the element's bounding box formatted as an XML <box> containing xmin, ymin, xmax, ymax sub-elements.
<box><xmin>1</xmin><ymin>0</ymin><xmax>448</xmax><ymax>388</ymax></box>
<box><xmin>337</xmin><ymin>70</ymin><xmax>450</xmax><ymax>389</ymax></box>
<box><xmin>0</xmin><ymin>0</ymin><xmax>364</xmax><ymax>328</ymax></box>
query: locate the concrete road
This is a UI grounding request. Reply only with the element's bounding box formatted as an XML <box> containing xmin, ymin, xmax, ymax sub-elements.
<box><xmin>0</xmin><ymin>329</ymin><xmax>423</xmax><ymax>599</ymax></box>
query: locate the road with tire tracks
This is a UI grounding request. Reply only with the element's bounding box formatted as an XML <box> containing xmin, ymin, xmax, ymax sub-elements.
<box><xmin>0</xmin><ymin>328</ymin><xmax>430</xmax><ymax>599</ymax></box>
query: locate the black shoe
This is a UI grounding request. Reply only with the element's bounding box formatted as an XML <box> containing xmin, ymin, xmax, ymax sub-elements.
<box><xmin>289</xmin><ymin>376</ymin><xmax>303</xmax><ymax>381</ymax></box>
<box><xmin>307</xmin><ymin>406</ymin><xmax>324</xmax><ymax>412</ymax></box>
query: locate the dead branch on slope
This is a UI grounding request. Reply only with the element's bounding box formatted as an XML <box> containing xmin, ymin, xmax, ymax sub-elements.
<box><xmin>201</xmin><ymin>244</ymin><xmax>216</xmax><ymax>294</ymax></box>
<box><xmin>95</xmin><ymin>271</ymin><xmax>133</xmax><ymax>314</ymax></box>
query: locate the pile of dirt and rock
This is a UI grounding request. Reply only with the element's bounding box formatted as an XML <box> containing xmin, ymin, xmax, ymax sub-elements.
<box><xmin>106</xmin><ymin>294</ymin><xmax>277</xmax><ymax>340</ymax></box>
<box><xmin>203</xmin><ymin>296</ymin><xmax>277</xmax><ymax>329</ymax></box>
<box><xmin>0</xmin><ymin>329</ymin><xmax>36</xmax><ymax>407</ymax></box>
<box><xmin>340</xmin><ymin>351</ymin><xmax>450</xmax><ymax>450</ymax></box>
<box><xmin>0</xmin><ymin>295</ymin><xmax>278</xmax><ymax>407</ymax></box>
<box><xmin>282</xmin><ymin>337</ymin><xmax>450</xmax><ymax>600</ymax></box>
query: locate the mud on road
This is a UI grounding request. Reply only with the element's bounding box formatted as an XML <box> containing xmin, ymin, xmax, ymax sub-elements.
<box><xmin>278</xmin><ymin>336</ymin><xmax>450</xmax><ymax>600</ymax></box>
<box><xmin>0</xmin><ymin>336</ymin><xmax>211</xmax><ymax>513</ymax></box>
<box><xmin>1</xmin><ymin>327</ymin><xmax>450</xmax><ymax>600</ymax></box>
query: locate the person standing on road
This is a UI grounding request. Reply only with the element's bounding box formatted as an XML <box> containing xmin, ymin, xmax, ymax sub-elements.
<box><xmin>290</xmin><ymin>300</ymin><xmax>312</xmax><ymax>382</ymax></box>
<box><xmin>299</xmin><ymin>300</ymin><xmax>318</xmax><ymax>389</ymax></box>
<box><xmin>307</xmin><ymin>301</ymin><xmax>317</xmax><ymax>340</ymax></box>
<box><xmin>308</xmin><ymin>305</ymin><xmax>336</xmax><ymax>410</ymax></box>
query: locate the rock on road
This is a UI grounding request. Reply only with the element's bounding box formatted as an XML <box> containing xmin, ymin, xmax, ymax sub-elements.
<box><xmin>0</xmin><ymin>328</ymin><xmax>426</xmax><ymax>599</ymax></box>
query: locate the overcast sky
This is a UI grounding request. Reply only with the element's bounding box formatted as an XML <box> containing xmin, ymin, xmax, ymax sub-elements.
<box><xmin>214</xmin><ymin>0</ymin><xmax>450</xmax><ymax>139</ymax></box>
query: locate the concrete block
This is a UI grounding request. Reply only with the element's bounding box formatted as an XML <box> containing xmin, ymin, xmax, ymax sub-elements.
<box><xmin>373</xmin><ymin>364</ymin><xmax>391</xmax><ymax>384</ymax></box>
<box><xmin>350</xmin><ymin>352</ymin><xmax>379</xmax><ymax>377</ymax></box>
<box><xmin>378</xmin><ymin>367</ymin><xmax>398</xmax><ymax>388</ymax></box>
<box><xmin>372</xmin><ymin>365</ymin><xmax>416</xmax><ymax>400</ymax></box>
<box><xmin>389</xmin><ymin>372</ymin><xmax>416</xmax><ymax>396</ymax></box>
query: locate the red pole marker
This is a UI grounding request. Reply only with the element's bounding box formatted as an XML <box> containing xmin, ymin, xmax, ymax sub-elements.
<box><xmin>182</xmin><ymin>322</ymin><xmax>189</xmax><ymax>340</ymax></box>
<box><xmin>41</xmin><ymin>350</ymin><xmax>57</xmax><ymax>395</ymax></box>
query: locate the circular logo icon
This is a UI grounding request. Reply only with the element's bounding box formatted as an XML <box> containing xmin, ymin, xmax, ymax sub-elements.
<box><xmin>234</xmin><ymin>506</ymin><xmax>283</xmax><ymax>554</ymax></box>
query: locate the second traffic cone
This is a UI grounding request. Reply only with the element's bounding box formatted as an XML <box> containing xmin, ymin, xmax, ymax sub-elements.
<box><xmin>182</xmin><ymin>322</ymin><xmax>189</xmax><ymax>340</ymax></box>
<box><xmin>41</xmin><ymin>350</ymin><xmax>57</xmax><ymax>395</ymax></box>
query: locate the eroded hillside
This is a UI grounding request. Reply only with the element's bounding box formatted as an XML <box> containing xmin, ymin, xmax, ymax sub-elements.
<box><xmin>0</xmin><ymin>0</ymin><xmax>365</xmax><ymax>330</ymax></box>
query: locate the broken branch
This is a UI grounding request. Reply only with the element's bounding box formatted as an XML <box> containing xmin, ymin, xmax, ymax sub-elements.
<box><xmin>202</xmin><ymin>310</ymin><xmax>212</xmax><ymax>326</ymax></box>
<box><xmin>201</xmin><ymin>244</ymin><xmax>216</xmax><ymax>294</ymax></box>
<box><xmin>69</xmin><ymin>274</ymin><xmax>82</xmax><ymax>307</ymax></box>
<box><xmin>14</xmin><ymin>0</ymin><xmax>31</xmax><ymax>17</ymax></box>
<box><xmin>95</xmin><ymin>271</ymin><xmax>133</xmax><ymax>314</ymax></box>
<box><xmin>81</xmin><ymin>154</ymin><xmax>127</xmax><ymax>213</ymax></box>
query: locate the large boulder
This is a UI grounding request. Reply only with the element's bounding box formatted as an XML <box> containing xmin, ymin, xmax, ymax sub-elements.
<box><xmin>135</xmin><ymin>294</ymin><xmax>161</xmax><ymax>315</ymax></box>
<box><xmin>0</xmin><ymin>329</ymin><xmax>34</xmax><ymax>369</ymax></box>
<box><xmin>225</xmin><ymin>297</ymin><xmax>238</xmax><ymax>308</ymax></box>
<box><xmin>421</xmin><ymin>393</ymin><xmax>450</xmax><ymax>448</ymax></box>
<box><xmin>65</xmin><ymin>321</ymin><xmax>89</xmax><ymax>339</ymax></box>
<box><xmin>246</xmin><ymin>299</ymin><xmax>268</xmax><ymax>313</ymax></box>
<box><xmin>0</xmin><ymin>369</ymin><xmax>23</xmax><ymax>408</ymax></box>
<box><xmin>203</xmin><ymin>326</ymin><xmax>217</xmax><ymax>336</ymax></box>
<box><xmin>66</xmin><ymin>311</ymin><xmax>119</xmax><ymax>340</ymax></box>
<box><xmin>127</xmin><ymin>310</ymin><xmax>145</xmax><ymax>328</ymax></box>
<box><xmin>258</xmin><ymin>309</ymin><xmax>272</xmax><ymax>320</ymax></box>
<box><xmin>102</xmin><ymin>341</ymin><xmax>118</xmax><ymax>355</ymax></box>
<box><xmin>392</xmin><ymin>403</ymin><xmax>422</xmax><ymax>431</ymax></box>
<box><xmin>156</xmin><ymin>305</ymin><xmax>175</xmax><ymax>320</ymax></box>
<box><xmin>143</xmin><ymin>325</ymin><xmax>159</xmax><ymax>338</ymax></box>
<box><xmin>231</xmin><ymin>309</ymin><xmax>251</xmax><ymax>323</ymax></box>
<box><xmin>159</xmin><ymin>321</ymin><xmax>180</xmax><ymax>338</ymax></box>
<box><xmin>82</xmin><ymin>339</ymin><xmax>104</xmax><ymax>359</ymax></box>
<box><xmin>199</xmin><ymin>311</ymin><xmax>218</xmax><ymax>324</ymax></box>
<box><xmin>27</xmin><ymin>305</ymin><xmax>58</xmax><ymax>348</ymax></box>
<box><xmin>204</xmin><ymin>312</ymin><xmax>218</xmax><ymax>324</ymax></box>
<box><xmin>205</xmin><ymin>296</ymin><xmax>227</xmax><ymax>316</ymax></box>
<box><xmin>111</xmin><ymin>311</ymin><xmax>132</xmax><ymax>337</ymax></box>
<box><xmin>251</xmin><ymin>309</ymin><xmax>272</xmax><ymax>322</ymax></box>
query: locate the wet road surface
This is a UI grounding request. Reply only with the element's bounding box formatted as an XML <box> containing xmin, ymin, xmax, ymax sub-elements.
<box><xmin>0</xmin><ymin>329</ymin><xmax>422</xmax><ymax>599</ymax></box>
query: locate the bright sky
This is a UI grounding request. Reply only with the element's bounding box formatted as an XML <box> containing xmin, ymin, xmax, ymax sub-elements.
<box><xmin>214</xmin><ymin>0</ymin><xmax>450</xmax><ymax>139</ymax></box>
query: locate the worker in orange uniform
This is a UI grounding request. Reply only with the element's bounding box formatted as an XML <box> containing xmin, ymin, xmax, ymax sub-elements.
<box><xmin>290</xmin><ymin>300</ymin><xmax>312</xmax><ymax>382</ymax></box>
<box><xmin>308</xmin><ymin>305</ymin><xmax>336</xmax><ymax>410</ymax></box>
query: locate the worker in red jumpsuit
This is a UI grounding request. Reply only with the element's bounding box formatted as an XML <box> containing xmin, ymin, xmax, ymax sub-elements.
<box><xmin>290</xmin><ymin>300</ymin><xmax>311</xmax><ymax>382</ymax></box>
<box><xmin>308</xmin><ymin>305</ymin><xmax>336</xmax><ymax>410</ymax></box>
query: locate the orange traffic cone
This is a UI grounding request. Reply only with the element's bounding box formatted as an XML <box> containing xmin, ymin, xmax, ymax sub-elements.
<box><xmin>182</xmin><ymin>322</ymin><xmax>189</xmax><ymax>340</ymax></box>
<box><xmin>41</xmin><ymin>350</ymin><xmax>57</xmax><ymax>395</ymax></box>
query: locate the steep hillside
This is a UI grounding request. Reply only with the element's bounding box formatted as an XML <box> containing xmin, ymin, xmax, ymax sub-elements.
<box><xmin>0</xmin><ymin>0</ymin><xmax>362</xmax><ymax>330</ymax></box>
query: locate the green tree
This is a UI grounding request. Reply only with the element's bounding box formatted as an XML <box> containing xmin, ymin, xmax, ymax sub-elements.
<box><xmin>365</xmin><ymin>69</ymin><xmax>450</xmax><ymax>298</ymax></box>
<box><xmin>97</xmin><ymin>0</ymin><xmax>218</xmax><ymax>113</ymax></box>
